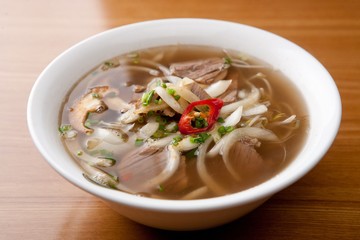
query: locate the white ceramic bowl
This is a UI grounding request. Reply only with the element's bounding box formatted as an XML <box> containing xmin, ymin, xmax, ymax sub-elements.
<box><xmin>27</xmin><ymin>19</ymin><xmax>341</xmax><ymax>230</ymax></box>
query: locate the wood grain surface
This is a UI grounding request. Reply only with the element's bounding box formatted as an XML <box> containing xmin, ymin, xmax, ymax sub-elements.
<box><xmin>1</xmin><ymin>0</ymin><xmax>359</xmax><ymax>239</ymax></box>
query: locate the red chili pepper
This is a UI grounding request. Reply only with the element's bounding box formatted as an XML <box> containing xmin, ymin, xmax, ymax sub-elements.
<box><xmin>179</xmin><ymin>98</ymin><xmax>224</xmax><ymax>135</ymax></box>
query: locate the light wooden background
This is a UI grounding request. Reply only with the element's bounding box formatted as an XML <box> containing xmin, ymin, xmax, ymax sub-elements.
<box><xmin>1</xmin><ymin>0</ymin><xmax>359</xmax><ymax>239</ymax></box>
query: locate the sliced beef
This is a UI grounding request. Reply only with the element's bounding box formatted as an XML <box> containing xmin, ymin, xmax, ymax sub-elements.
<box><xmin>170</xmin><ymin>58</ymin><xmax>228</xmax><ymax>84</ymax></box>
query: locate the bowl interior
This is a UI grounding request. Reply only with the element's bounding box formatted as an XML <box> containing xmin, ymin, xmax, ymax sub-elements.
<box><xmin>27</xmin><ymin>19</ymin><xmax>341</xmax><ymax>211</ymax></box>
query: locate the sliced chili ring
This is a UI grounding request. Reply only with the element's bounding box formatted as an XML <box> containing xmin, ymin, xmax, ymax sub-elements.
<box><xmin>179</xmin><ymin>98</ymin><xmax>223</xmax><ymax>135</ymax></box>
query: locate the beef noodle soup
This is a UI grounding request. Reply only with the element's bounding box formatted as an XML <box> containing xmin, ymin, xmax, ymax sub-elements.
<box><xmin>59</xmin><ymin>45</ymin><xmax>308</xmax><ymax>200</ymax></box>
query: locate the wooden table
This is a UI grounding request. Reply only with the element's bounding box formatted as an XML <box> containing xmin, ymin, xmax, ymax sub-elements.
<box><xmin>1</xmin><ymin>0</ymin><xmax>359</xmax><ymax>239</ymax></box>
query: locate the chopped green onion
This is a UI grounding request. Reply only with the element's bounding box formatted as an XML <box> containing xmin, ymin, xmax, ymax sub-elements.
<box><xmin>166</xmin><ymin>88</ymin><xmax>176</xmax><ymax>95</ymax></box>
<box><xmin>161</xmin><ymin>83</ymin><xmax>167</xmax><ymax>88</ymax></box>
<box><xmin>141</xmin><ymin>90</ymin><xmax>155</xmax><ymax>106</ymax></box>
<box><xmin>58</xmin><ymin>124</ymin><xmax>72</xmax><ymax>134</ymax></box>
<box><xmin>137</xmin><ymin>116</ymin><xmax>145</xmax><ymax>123</ymax></box>
<box><xmin>224</xmin><ymin>56</ymin><xmax>232</xmax><ymax>65</ymax></box>
<box><xmin>217</xmin><ymin>117</ymin><xmax>225</xmax><ymax>123</ymax></box>
<box><xmin>76</xmin><ymin>150</ymin><xmax>83</xmax><ymax>156</ymax></box>
<box><xmin>154</xmin><ymin>98</ymin><xmax>163</xmax><ymax>105</ymax></box>
<box><xmin>147</xmin><ymin>110</ymin><xmax>155</xmax><ymax>117</ymax></box>
<box><xmin>174</xmin><ymin>95</ymin><xmax>181</xmax><ymax>101</ymax></box>
<box><xmin>92</xmin><ymin>93</ymin><xmax>100</xmax><ymax>98</ymax></box>
<box><xmin>85</xmin><ymin>118</ymin><xmax>99</xmax><ymax>128</ymax></box>
<box><xmin>191</xmin><ymin>117</ymin><xmax>208</xmax><ymax>129</ymax></box>
<box><xmin>157</xmin><ymin>185</ymin><xmax>164</xmax><ymax>192</ymax></box>
<box><xmin>190</xmin><ymin>133</ymin><xmax>210</xmax><ymax>143</ymax></box>
<box><xmin>171</xmin><ymin>136</ymin><xmax>183</xmax><ymax>146</ymax></box>
<box><xmin>152</xmin><ymin>130</ymin><xmax>166</xmax><ymax>138</ymax></box>
<box><xmin>217</xmin><ymin>126</ymin><xmax>235</xmax><ymax>137</ymax></box>
<box><xmin>135</xmin><ymin>138</ymin><xmax>144</xmax><ymax>146</ymax></box>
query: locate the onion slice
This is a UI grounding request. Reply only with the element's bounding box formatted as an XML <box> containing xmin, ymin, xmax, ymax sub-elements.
<box><xmin>139</xmin><ymin>122</ymin><xmax>160</xmax><ymax>140</ymax></box>
<box><xmin>144</xmin><ymin>145</ymin><xmax>181</xmax><ymax>188</ymax></box>
<box><xmin>242</xmin><ymin>104</ymin><xmax>268</xmax><ymax>117</ymax></box>
<box><xmin>196</xmin><ymin>137</ymin><xmax>227</xmax><ymax>195</ymax></box>
<box><xmin>220</xmin><ymin>87</ymin><xmax>260</xmax><ymax>117</ymax></box>
<box><xmin>155</xmin><ymin>86</ymin><xmax>184</xmax><ymax>114</ymax></box>
<box><xmin>223</xmin><ymin>106</ymin><xmax>243</xmax><ymax>126</ymax></box>
<box><xmin>205</xmin><ymin>80</ymin><xmax>232</xmax><ymax>98</ymax></box>
<box><xmin>222</xmin><ymin>127</ymin><xmax>279</xmax><ymax>181</ymax></box>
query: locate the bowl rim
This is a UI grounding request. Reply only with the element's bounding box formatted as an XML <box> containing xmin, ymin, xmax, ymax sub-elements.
<box><xmin>27</xmin><ymin>18</ymin><xmax>342</xmax><ymax>212</ymax></box>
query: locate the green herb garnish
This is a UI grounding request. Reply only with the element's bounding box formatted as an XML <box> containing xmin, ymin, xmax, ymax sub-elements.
<box><xmin>191</xmin><ymin>117</ymin><xmax>208</xmax><ymax>129</ymax></box>
<box><xmin>190</xmin><ymin>133</ymin><xmax>210</xmax><ymax>144</ymax></box>
<box><xmin>224</xmin><ymin>56</ymin><xmax>232</xmax><ymax>65</ymax></box>
<box><xmin>92</xmin><ymin>93</ymin><xmax>100</xmax><ymax>99</ymax></box>
<box><xmin>141</xmin><ymin>90</ymin><xmax>155</xmax><ymax>106</ymax></box>
<box><xmin>58</xmin><ymin>124</ymin><xmax>72</xmax><ymax>134</ymax></box>
<box><xmin>135</xmin><ymin>138</ymin><xmax>144</xmax><ymax>146</ymax></box>
<box><xmin>171</xmin><ymin>136</ymin><xmax>183</xmax><ymax>146</ymax></box>
<box><xmin>217</xmin><ymin>117</ymin><xmax>225</xmax><ymax>123</ymax></box>
<box><xmin>157</xmin><ymin>185</ymin><xmax>164</xmax><ymax>192</ymax></box>
<box><xmin>217</xmin><ymin>126</ymin><xmax>235</xmax><ymax>136</ymax></box>
<box><xmin>166</xmin><ymin>88</ymin><xmax>176</xmax><ymax>95</ymax></box>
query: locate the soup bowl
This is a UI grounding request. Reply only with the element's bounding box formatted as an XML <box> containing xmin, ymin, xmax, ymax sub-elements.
<box><xmin>27</xmin><ymin>19</ymin><xmax>341</xmax><ymax>230</ymax></box>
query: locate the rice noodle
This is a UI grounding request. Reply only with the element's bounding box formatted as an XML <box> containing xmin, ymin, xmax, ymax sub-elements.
<box><xmin>196</xmin><ymin>137</ymin><xmax>227</xmax><ymax>195</ymax></box>
<box><xmin>205</xmin><ymin>80</ymin><xmax>232</xmax><ymax>98</ymax></box>
<box><xmin>154</xmin><ymin>86</ymin><xmax>184</xmax><ymax>114</ymax></box>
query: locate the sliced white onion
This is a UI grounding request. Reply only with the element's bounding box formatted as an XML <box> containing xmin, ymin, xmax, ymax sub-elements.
<box><xmin>168</xmin><ymin>85</ymin><xmax>200</xmax><ymax>103</ymax></box>
<box><xmin>175</xmin><ymin>137</ymin><xmax>200</xmax><ymax>152</ymax></box>
<box><xmin>139</xmin><ymin>122</ymin><xmax>160</xmax><ymax>139</ymax></box>
<box><xmin>242</xmin><ymin>104</ymin><xmax>268</xmax><ymax>117</ymax></box>
<box><xmin>103</xmin><ymin>97</ymin><xmax>131</xmax><ymax>112</ymax></box>
<box><xmin>165</xmin><ymin>122</ymin><xmax>178</xmax><ymax>132</ymax></box>
<box><xmin>144</xmin><ymin>145</ymin><xmax>181</xmax><ymax>188</ymax></box>
<box><xmin>223</xmin><ymin>106</ymin><xmax>243</xmax><ymax>126</ymax></box>
<box><xmin>221</xmin><ymin>127</ymin><xmax>279</xmax><ymax>181</ymax></box>
<box><xmin>220</xmin><ymin>87</ymin><xmax>260</xmax><ymax>117</ymax></box>
<box><xmin>207</xmin><ymin>138</ymin><xmax>225</xmax><ymax>157</ymax></box>
<box><xmin>165</xmin><ymin>75</ymin><xmax>182</xmax><ymax>85</ymax></box>
<box><xmin>154</xmin><ymin>86</ymin><xmax>184</xmax><ymax>114</ymax></box>
<box><xmin>205</xmin><ymin>80</ymin><xmax>232</xmax><ymax>98</ymax></box>
<box><xmin>93</xmin><ymin>127</ymin><xmax>125</xmax><ymax>144</ymax></box>
<box><xmin>76</xmin><ymin>151</ymin><xmax>115</xmax><ymax>167</ymax></box>
<box><xmin>177</xmin><ymin>77</ymin><xmax>194</xmax><ymax>87</ymax></box>
<box><xmin>196</xmin><ymin>137</ymin><xmax>226</xmax><ymax>195</ymax></box>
